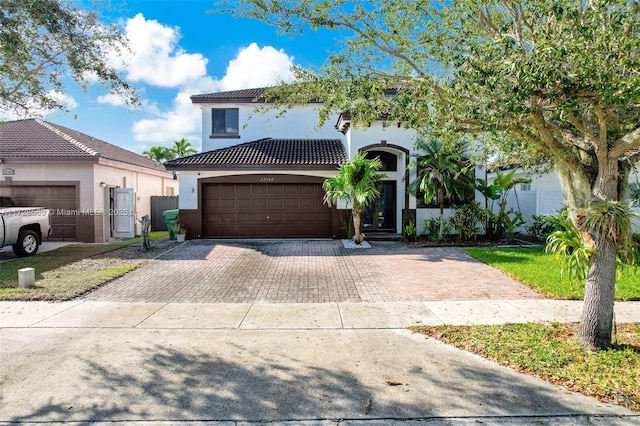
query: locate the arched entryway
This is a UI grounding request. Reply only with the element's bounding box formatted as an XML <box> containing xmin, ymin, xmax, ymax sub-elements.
<box><xmin>360</xmin><ymin>144</ymin><xmax>410</xmax><ymax>234</ymax></box>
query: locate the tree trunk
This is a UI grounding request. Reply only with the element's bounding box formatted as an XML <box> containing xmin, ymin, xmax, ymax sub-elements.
<box><xmin>438</xmin><ymin>184</ymin><xmax>445</xmax><ymax>241</ymax></box>
<box><xmin>556</xmin><ymin>157</ymin><xmax>622</xmax><ymax>351</ymax></box>
<box><xmin>577</xmin><ymin>237</ymin><xmax>617</xmax><ymax>351</ymax></box>
<box><xmin>139</xmin><ymin>215</ymin><xmax>151</xmax><ymax>251</ymax></box>
<box><xmin>352</xmin><ymin>208</ymin><xmax>364</xmax><ymax>244</ymax></box>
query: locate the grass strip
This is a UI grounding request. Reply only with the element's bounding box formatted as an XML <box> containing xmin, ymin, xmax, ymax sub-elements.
<box><xmin>463</xmin><ymin>247</ymin><xmax>640</xmax><ymax>300</ymax></box>
<box><xmin>411</xmin><ymin>322</ymin><xmax>640</xmax><ymax>411</ymax></box>
<box><xmin>0</xmin><ymin>231</ymin><xmax>168</xmax><ymax>300</ymax></box>
<box><xmin>1</xmin><ymin>263</ymin><xmax>139</xmax><ymax>301</ymax></box>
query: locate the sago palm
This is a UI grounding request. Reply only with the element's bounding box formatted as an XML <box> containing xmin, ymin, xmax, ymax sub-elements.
<box><xmin>323</xmin><ymin>152</ymin><xmax>387</xmax><ymax>244</ymax></box>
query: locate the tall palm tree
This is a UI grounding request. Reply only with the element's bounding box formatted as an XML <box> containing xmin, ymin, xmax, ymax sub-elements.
<box><xmin>407</xmin><ymin>139</ymin><xmax>474</xmax><ymax>241</ymax></box>
<box><xmin>323</xmin><ymin>152</ymin><xmax>388</xmax><ymax>244</ymax></box>
<box><xmin>143</xmin><ymin>146</ymin><xmax>173</xmax><ymax>162</ymax></box>
<box><xmin>172</xmin><ymin>138</ymin><xmax>197</xmax><ymax>158</ymax></box>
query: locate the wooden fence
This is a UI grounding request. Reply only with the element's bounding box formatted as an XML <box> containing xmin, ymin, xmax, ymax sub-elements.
<box><xmin>150</xmin><ymin>196</ymin><xmax>179</xmax><ymax>231</ymax></box>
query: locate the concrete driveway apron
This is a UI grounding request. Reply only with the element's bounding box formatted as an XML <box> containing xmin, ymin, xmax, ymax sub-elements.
<box><xmin>84</xmin><ymin>240</ymin><xmax>542</xmax><ymax>303</ymax></box>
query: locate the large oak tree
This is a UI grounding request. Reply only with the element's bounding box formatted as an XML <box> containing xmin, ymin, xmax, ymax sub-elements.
<box><xmin>226</xmin><ymin>0</ymin><xmax>640</xmax><ymax>351</ymax></box>
<box><xmin>0</xmin><ymin>0</ymin><xmax>137</xmax><ymax>115</ymax></box>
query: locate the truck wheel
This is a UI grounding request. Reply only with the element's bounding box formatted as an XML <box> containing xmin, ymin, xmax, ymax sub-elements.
<box><xmin>12</xmin><ymin>230</ymin><xmax>40</xmax><ymax>257</ymax></box>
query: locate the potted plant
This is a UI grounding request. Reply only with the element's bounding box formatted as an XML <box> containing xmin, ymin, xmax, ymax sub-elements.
<box><xmin>170</xmin><ymin>222</ymin><xmax>188</xmax><ymax>242</ymax></box>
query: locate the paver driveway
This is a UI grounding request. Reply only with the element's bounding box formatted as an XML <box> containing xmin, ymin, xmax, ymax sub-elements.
<box><xmin>85</xmin><ymin>240</ymin><xmax>542</xmax><ymax>303</ymax></box>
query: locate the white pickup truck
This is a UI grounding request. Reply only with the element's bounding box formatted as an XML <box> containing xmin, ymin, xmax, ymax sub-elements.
<box><xmin>0</xmin><ymin>202</ymin><xmax>52</xmax><ymax>257</ymax></box>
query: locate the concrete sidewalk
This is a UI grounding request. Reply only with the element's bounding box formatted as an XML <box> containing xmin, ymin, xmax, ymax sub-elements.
<box><xmin>2</xmin><ymin>299</ymin><xmax>640</xmax><ymax>329</ymax></box>
<box><xmin>1</xmin><ymin>300</ymin><xmax>640</xmax><ymax>425</ymax></box>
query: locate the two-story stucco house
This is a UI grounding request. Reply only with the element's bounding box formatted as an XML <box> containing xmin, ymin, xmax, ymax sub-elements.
<box><xmin>165</xmin><ymin>87</ymin><xmax>468</xmax><ymax>240</ymax></box>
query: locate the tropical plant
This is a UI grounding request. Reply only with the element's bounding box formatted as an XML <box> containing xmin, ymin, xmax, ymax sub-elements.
<box><xmin>408</xmin><ymin>140</ymin><xmax>474</xmax><ymax>241</ymax></box>
<box><xmin>172</xmin><ymin>138</ymin><xmax>197</xmax><ymax>158</ymax></box>
<box><xmin>545</xmin><ymin>210</ymin><xmax>595</xmax><ymax>281</ymax></box>
<box><xmin>475</xmin><ymin>170</ymin><xmax>530</xmax><ymax>242</ymax></box>
<box><xmin>581</xmin><ymin>202</ymin><xmax>639</xmax><ymax>269</ymax></box>
<box><xmin>143</xmin><ymin>146</ymin><xmax>174</xmax><ymax>162</ymax></box>
<box><xmin>323</xmin><ymin>152</ymin><xmax>387</xmax><ymax>244</ymax></box>
<box><xmin>526</xmin><ymin>214</ymin><xmax>562</xmax><ymax>242</ymax></box>
<box><xmin>0</xmin><ymin>0</ymin><xmax>137</xmax><ymax>115</ymax></box>
<box><xmin>450</xmin><ymin>202</ymin><xmax>484</xmax><ymax>242</ymax></box>
<box><xmin>422</xmin><ymin>217</ymin><xmax>452</xmax><ymax>242</ymax></box>
<box><xmin>143</xmin><ymin>139</ymin><xmax>197</xmax><ymax>162</ymax></box>
<box><xmin>169</xmin><ymin>222</ymin><xmax>187</xmax><ymax>236</ymax></box>
<box><xmin>403</xmin><ymin>220</ymin><xmax>417</xmax><ymax>243</ymax></box>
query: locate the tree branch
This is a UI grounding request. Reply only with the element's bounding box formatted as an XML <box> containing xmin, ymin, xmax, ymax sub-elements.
<box><xmin>611</xmin><ymin>127</ymin><xmax>640</xmax><ymax>159</ymax></box>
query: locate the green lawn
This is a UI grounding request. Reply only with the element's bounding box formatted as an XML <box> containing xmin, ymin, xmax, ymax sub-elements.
<box><xmin>411</xmin><ymin>323</ymin><xmax>640</xmax><ymax>411</ymax></box>
<box><xmin>0</xmin><ymin>231</ymin><xmax>168</xmax><ymax>301</ymax></box>
<box><xmin>463</xmin><ymin>247</ymin><xmax>640</xmax><ymax>300</ymax></box>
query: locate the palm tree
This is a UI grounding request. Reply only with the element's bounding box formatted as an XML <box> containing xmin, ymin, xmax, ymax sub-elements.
<box><xmin>172</xmin><ymin>138</ymin><xmax>197</xmax><ymax>158</ymax></box>
<box><xmin>407</xmin><ymin>139</ymin><xmax>474</xmax><ymax>241</ymax></box>
<box><xmin>143</xmin><ymin>146</ymin><xmax>173</xmax><ymax>162</ymax></box>
<box><xmin>323</xmin><ymin>152</ymin><xmax>388</xmax><ymax>244</ymax></box>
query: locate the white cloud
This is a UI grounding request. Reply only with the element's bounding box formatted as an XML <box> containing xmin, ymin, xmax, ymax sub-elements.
<box><xmin>130</xmin><ymin>43</ymin><xmax>296</xmax><ymax>146</ymax></box>
<box><xmin>132</xmin><ymin>88</ymin><xmax>204</xmax><ymax>144</ymax></box>
<box><xmin>114</xmin><ymin>13</ymin><xmax>208</xmax><ymax>88</ymax></box>
<box><xmin>218</xmin><ymin>42</ymin><xmax>295</xmax><ymax>91</ymax></box>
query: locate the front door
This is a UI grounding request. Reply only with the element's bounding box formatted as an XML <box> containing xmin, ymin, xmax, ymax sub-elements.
<box><xmin>111</xmin><ymin>188</ymin><xmax>135</xmax><ymax>238</ymax></box>
<box><xmin>362</xmin><ymin>181</ymin><xmax>396</xmax><ymax>232</ymax></box>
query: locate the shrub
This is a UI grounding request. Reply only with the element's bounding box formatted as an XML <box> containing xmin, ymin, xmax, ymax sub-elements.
<box><xmin>403</xmin><ymin>220</ymin><xmax>417</xmax><ymax>242</ymax></box>
<box><xmin>450</xmin><ymin>202</ymin><xmax>484</xmax><ymax>241</ymax></box>
<box><xmin>423</xmin><ymin>217</ymin><xmax>452</xmax><ymax>242</ymax></box>
<box><xmin>526</xmin><ymin>214</ymin><xmax>562</xmax><ymax>242</ymax></box>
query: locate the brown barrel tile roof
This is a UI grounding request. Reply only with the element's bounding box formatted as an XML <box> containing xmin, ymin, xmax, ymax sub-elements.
<box><xmin>190</xmin><ymin>88</ymin><xmax>268</xmax><ymax>104</ymax></box>
<box><xmin>166</xmin><ymin>138</ymin><xmax>347</xmax><ymax>169</ymax></box>
<box><xmin>0</xmin><ymin>118</ymin><xmax>166</xmax><ymax>171</ymax></box>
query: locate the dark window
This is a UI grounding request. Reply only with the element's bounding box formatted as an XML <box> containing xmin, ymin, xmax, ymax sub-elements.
<box><xmin>365</xmin><ymin>150</ymin><xmax>397</xmax><ymax>171</ymax></box>
<box><xmin>211</xmin><ymin>108</ymin><xmax>239</xmax><ymax>136</ymax></box>
<box><xmin>363</xmin><ymin>181</ymin><xmax>396</xmax><ymax>231</ymax></box>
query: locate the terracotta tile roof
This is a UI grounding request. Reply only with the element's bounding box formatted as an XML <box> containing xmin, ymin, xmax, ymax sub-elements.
<box><xmin>166</xmin><ymin>138</ymin><xmax>347</xmax><ymax>169</ymax></box>
<box><xmin>0</xmin><ymin>118</ymin><xmax>166</xmax><ymax>170</ymax></box>
<box><xmin>191</xmin><ymin>88</ymin><xmax>268</xmax><ymax>104</ymax></box>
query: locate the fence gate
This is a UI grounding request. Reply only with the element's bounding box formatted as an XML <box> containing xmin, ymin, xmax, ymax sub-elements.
<box><xmin>150</xmin><ymin>196</ymin><xmax>179</xmax><ymax>231</ymax></box>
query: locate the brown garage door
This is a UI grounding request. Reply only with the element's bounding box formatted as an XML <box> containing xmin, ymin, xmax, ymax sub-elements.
<box><xmin>11</xmin><ymin>185</ymin><xmax>78</xmax><ymax>240</ymax></box>
<box><xmin>203</xmin><ymin>182</ymin><xmax>332</xmax><ymax>238</ymax></box>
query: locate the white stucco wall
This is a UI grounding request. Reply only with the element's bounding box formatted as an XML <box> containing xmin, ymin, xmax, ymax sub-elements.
<box><xmin>200</xmin><ymin>104</ymin><xmax>345</xmax><ymax>152</ymax></box>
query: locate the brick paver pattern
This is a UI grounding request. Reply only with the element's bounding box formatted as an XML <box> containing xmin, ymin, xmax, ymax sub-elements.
<box><xmin>85</xmin><ymin>240</ymin><xmax>542</xmax><ymax>303</ymax></box>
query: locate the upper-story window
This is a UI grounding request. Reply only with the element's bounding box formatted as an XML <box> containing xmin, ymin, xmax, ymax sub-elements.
<box><xmin>211</xmin><ymin>108</ymin><xmax>239</xmax><ymax>137</ymax></box>
<box><xmin>365</xmin><ymin>150</ymin><xmax>397</xmax><ymax>171</ymax></box>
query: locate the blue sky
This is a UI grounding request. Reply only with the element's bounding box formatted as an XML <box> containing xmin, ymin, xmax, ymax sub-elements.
<box><xmin>8</xmin><ymin>0</ymin><xmax>338</xmax><ymax>154</ymax></box>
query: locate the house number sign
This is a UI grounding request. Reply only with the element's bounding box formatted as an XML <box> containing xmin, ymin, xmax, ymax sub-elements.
<box><xmin>2</xmin><ymin>168</ymin><xmax>14</xmax><ymax>176</ymax></box>
<box><xmin>259</xmin><ymin>177</ymin><xmax>275</xmax><ymax>182</ymax></box>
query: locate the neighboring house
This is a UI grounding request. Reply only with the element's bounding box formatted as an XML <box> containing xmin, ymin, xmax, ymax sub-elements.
<box><xmin>0</xmin><ymin>118</ymin><xmax>179</xmax><ymax>242</ymax></box>
<box><xmin>486</xmin><ymin>160</ymin><xmax>640</xmax><ymax>232</ymax></box>
<box><xmin>165</xmin><ymin>87</ymin><xmax>471</xmax><ymax>239</ymax></box>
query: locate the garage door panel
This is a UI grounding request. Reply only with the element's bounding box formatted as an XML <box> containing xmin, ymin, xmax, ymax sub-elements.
<box><xmin>11</xmin><ymin>185</ymin><xmax>77</xmax><ymax>241</ymax></box>
<box><xmin>251</xmin><ymin>185</ymin><xmax>266</xmax><ymax>195</ymax></box>
<box><xmin>268</xmin><ymin>199</ymin><xmax>284</xmax><ymax>209</ymax></box>
<box><xmin>284</xmin><ymin>199</ymin><xmax>299</xmax><ymax>209</ymax></box>
<box><xmin>203</xmin><ymin>182</ymin><xmax>332</xmax><ymax>238</ymax></box>
<box><xmin>252</xmin><ymin>199</ymin><xmax>268</xmax><ymax>209</ymax></box>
